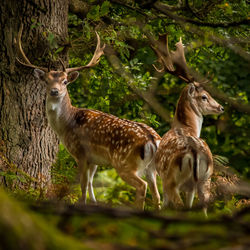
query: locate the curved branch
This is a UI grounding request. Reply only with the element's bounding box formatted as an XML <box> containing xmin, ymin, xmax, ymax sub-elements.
<box><xmin>154</xmin><ymin>1</ymin><xmax>250</xmax><ymax>28</ymax></box>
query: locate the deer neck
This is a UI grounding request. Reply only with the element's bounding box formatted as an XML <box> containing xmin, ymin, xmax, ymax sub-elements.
<box><xmin>46</xmin><ymin>91</ymin><xmax>75</xmax><ymax>137</ymax></box>
<box><xmin>173</xmin><ymin>97</ymin><xmax>203</xmax><ymax>137</ymax></box>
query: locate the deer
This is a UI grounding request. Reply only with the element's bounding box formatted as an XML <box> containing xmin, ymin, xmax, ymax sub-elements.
<box><xmin>16</xmin><ymin>25</ymin><xmax>161</xmax><ymax>210</ymax></box>
<box><xmin>150</xmin><ymin>34</ymin><xmax>224</xmax><ymax>215</ymax></box>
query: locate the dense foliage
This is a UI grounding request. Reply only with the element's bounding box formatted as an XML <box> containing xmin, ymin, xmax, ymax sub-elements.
<box><xmin>66</xmin><ymin>0</ymin><xmax>250</xmax><ymax>176</ymax></box>
<box><xmin>1</xmin><ymin>1</ymin><xmax>250</xmax><ymax>248</ymax></box>
<box><xmin>45</xmin><ymin>0</ymin><xmax>250</xmax><ymax>211</ymax></box>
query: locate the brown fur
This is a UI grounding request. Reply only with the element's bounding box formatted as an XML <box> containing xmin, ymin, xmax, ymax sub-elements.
<box><xmin>43</xmin><ymin>71</ymin><xmax>161</xmax><ymax>210</ymax></box>
<box><xmin>155</xmin><ymin>83</ymin><xmax>223</xmax><ymax>214</ymax></box>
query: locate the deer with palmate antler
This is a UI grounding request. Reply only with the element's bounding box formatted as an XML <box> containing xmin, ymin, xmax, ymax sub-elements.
<box><xmin>151</xmin><ymin>35</ymin><xmax>224</xmax><ymax>215</ymax></box>
<box><xmin>16</xmin><ymin>25</ymin><xmax>161</xmax><ymax>210</ymax></box>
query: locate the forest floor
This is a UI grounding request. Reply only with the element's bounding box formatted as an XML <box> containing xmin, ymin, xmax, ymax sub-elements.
<box><xmin>30</xmin><ymin>201</ymin><xmax>250</xmax><ymax>250</ymax></box>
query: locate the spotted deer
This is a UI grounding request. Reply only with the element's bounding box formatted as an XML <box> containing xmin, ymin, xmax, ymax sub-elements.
<box><xmin>16</xmin><ymin>25</ymin><xmax>161</xmax><ymax>210</ymax></box>
<box><xmin>151</xmin><ymin>35</ymin><xmax>224</xmax><ymax>215</ymax></box>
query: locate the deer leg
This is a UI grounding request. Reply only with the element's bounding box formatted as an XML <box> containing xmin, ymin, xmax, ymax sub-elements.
<box><xmin>197</xmin><ymin>179</ymin><xmax>211</xmax><ymax>217</ymax></box>
<box><xmin>78</xmin><ymin>159</ymin><xmax>90</xmax><ymax>204</ymax></box>
<box><xmin>118</xmin><ymin>170</ymin><xmax>147</xmax><ymax>210</ymax></box>
<box><xmin>185</xmin><ymin>189</ymin><xmax>195</xmax><ymax>209</ymax></box>
<box><xmin>163</xmin><ymin>177</ymin><xmax>183</xmax><ymax>209</ymax></box>
<box><xmin>88</xmin><ymin>164</ymin><xmax>97</xmax><ymax>203</ymax></box>
<box><xmin>145</xmin><ymin>167</ymin><xmax>161</xmax><ymax>210</ymax></box>
<box><xmin>162</xmin><ymin>184</ymin><xmax>169</xmax><ymax>209</ymax></box>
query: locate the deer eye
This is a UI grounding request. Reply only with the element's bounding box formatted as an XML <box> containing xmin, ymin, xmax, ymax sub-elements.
<box><xmin>62</xmin><ymin>79</ymin><xmax>68</xmax><ymax>85</ymax></box>
<box><xmin>202</xmin><ymin>95</ymin><xmax>207</xmax><ymax>101</ymax></box>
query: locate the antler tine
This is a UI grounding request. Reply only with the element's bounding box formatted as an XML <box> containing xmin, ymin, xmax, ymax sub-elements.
<box><xmin>17</xmin><ymin>24</ymin><xmax>31</xmax><ymax>65</ymax></box>
<box><xmin>48</xmin><ymin>60</ymin><xmax>52</xmax><ymax>72</ymax></box>
<box><xmin>16</xmin><ymin>24</ymin><xmax>48</xmax><ymax>72</ymax></box>
<box><xmin>59</xmin><ymin>58</ymin><xmax>66</xmax><ymax>72</ymax></box>
<box><xmin>66</xmin><ymin>32</ymin><xmax>105</xmax><ymax>73</ymax></box>
<box><xmin>150</xmin><ymin>34</ymin><xmax>194</xmax><ymax>83</ymax></box>
<box><xmin>200</xmin><ymin>71</ymin><xmax>214</xmax><ymax>84</ymax></box>
<box><xmin>151</xmin><ymin>34</ymin><xmax>175</xmax><ymax>73</ymax></box>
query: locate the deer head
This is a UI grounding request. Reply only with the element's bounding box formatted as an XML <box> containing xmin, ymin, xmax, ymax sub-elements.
<box><xmin>151</xmin><ymin>34</ymin><xmax>224</xmax><ymax>117</ymax></box>
<box><xmin>16</xmin><ymin>24</ymin><xmax>105</xmax><ymax>99</ymax></box>
<box><xmin>187</xmin><ymin>82</ymin><xmax>224</xmax><ymax>115</ymax></box>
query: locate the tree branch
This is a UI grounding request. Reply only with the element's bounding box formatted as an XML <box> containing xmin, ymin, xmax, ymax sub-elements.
<box><xmin>154</xmin><ymin>1</ymin><xmax>250</xmax><ymax>28</ymax></box>
<box><xmin>105</xmin><ymin>45</ymin><xmax>172</xmax><ymax>123</ymax></box>
<box><xmin>184</xmin><ymin>0</ymin><xmax>203</xmax><ymax>21</ymax></box>
<box><xmin>110</xmin><ymin>0</ymin><xmax>152</xmax><ymax>18</ymax></box>
<box><xmin>152</xmin><ymin>2</ymin><xmax>250</xmax><ymax>62</ymax></box>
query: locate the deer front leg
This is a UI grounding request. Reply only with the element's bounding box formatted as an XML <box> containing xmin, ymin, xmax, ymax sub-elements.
<box><xmin>88</xmin><ymin>164</ymin><xmax>97</xmax><ymax>203</ymax></box>
<box><xmin>118</xmin><ymin>169</ymin><xmax>147</xmax><ymax>210</ymax></box>
<box><xmin>78</xmin><ymin>159</ymin><xmax>90</xmax><ymax>204</ymax></box>
<box><xmin>162</xmin><ymin>177</ymin><xmax>183</xmax><ymax>209</ymax></box>
<box><xmin>145</xmin><ymin>166</ymin><xmax>161</xmax><ymax>210</ymax></box>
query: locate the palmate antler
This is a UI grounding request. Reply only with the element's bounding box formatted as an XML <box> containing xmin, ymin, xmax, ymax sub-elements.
<box><xmin>16</xmin><ymin>24</ymin><xmax>105</xmax><ymax>73</ymax></box>
<box><xmin>150</xmin><ymin>34</ymin><xmax>194</xmax><ymax>83</ymax></box>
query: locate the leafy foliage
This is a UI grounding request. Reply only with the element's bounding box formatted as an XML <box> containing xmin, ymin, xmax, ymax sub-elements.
<box><xmin>1</xmin><ymin>1</ymin><xmax>250</xmax><ymax>248</ymax></box>
<box><xmin>66</xmin><ymin>0</ymin><xmax>250</xmax><ymax>178</ymax></box>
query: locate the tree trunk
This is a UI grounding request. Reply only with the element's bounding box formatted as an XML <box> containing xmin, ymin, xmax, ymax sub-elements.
<box><xmin>0</xmin><ymin>0</ymin><xmax>68</xmax><ymax>187</ymax></box>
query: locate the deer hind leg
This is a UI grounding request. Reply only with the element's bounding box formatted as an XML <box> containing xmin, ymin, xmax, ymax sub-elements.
<box><xmin>145</xmin><ymin>165</ymin><xmax>161</xmax><ymax>210</ymax></box>
<box><xmin>182</xmin><ymin>179</ymin><xmax>196</xmax><ymax>209</ymax></box>
<box><xmin>197</xmin><ymin>178</ymin><xmax>211</xmax><ymax>217</ymax></box>
<box><xmin>88</xmin><ymin>164</ymin><xmax>97</xmax><ymax>203</ymax></box>
<box><xmin>118</xmin><ymin>169</ymin><xmax>147</xmax><ymax>210</ymax></box>
<box><xmin>185</xmin><ymin>189</ymin><xmax>195</xmax><ymax>209</ymax></box>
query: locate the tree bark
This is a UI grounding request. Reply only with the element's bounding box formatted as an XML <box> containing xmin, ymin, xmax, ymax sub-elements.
<box><xmin>0</xmin><ymin>0</ymin><xmax>68</xmax><ymax>187</ymax></box>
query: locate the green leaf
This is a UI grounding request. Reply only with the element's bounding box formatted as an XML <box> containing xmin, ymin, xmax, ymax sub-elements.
<box><xmin>55</xmin><ymin>47</ymin><xmax>64</xmax><ymax>54</ymax></box>
<box><xmin>100</xmin><ymin>1</ymin><xmax>110</xmax><ymax>17</ymax></box>
<box><xmin>87</xmin><ymin>5</ymin><xmax>100</xmax><ymax>20</ymax></box>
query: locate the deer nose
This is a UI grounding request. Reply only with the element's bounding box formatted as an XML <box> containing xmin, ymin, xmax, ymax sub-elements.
<box><xmin>219</xmin><ymin>105</ymin><xmax>224</xmax><ymax>113</ymax></box>
<box><xmin>50</xmin><ymin>88</ymin><xmax>59</xmax><ymax>96</ymax></box>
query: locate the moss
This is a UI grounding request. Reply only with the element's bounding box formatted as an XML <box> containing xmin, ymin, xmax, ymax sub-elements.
<box><xmin>0</xmin><ymin>189</ymin><xmax>88</xmax><ymax>250</ymax></box>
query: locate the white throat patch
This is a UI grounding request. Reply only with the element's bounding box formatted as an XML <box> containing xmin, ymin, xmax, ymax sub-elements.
<box><xmin>196</xmin><ymin>116</ymin><xmax>203</xmax><ymax>137</ymax></box>
<box><xmin>49</xmin><ymin>102</ymin><xmax>61</xmax><ymax>112</ymax></box>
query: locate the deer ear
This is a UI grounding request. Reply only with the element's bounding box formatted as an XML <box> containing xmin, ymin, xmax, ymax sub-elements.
<box><xmin>67</xmin><ymin>72</ymin><xmax>79</xmax><ymax>83</ymax></box>
<box><xmin>34</xmin><ymin>69</ymin><xmax>45</xmax><ymax>80</ymax></box>
<box><xmin>188</xmin><ymin>83</ymin><xmax>196</xmax><ymax>97</ymax></box>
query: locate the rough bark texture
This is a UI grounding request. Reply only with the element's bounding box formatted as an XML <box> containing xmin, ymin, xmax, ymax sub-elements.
<box><xmin>0</xmin><ymin>0</ymin><xmax>69</xmax><ymax>186</ymax></box>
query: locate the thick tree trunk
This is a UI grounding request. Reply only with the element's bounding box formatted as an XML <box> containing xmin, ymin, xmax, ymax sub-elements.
<box><xmin>0</xmin><ymin>0</ymin><xmax>68</xmax><ymax>187</ymax></box>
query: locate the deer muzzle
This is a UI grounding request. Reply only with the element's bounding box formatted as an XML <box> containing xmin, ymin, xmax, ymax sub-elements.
<box><xmin>50</xmin><ymin>88</ymin><xmax>59</xmax><ymax>97</ymax></box>
<box><xmin>218</xmin><ymin>105</ymin><xmax>224</xmax><ymax>113</ymax></box>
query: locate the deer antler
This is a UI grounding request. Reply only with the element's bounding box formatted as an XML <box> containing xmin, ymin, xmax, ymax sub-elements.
<box><xmin>16</xmin><ymin>24</ymin><xmax>48</xmax><ymax>72</ymax></box>
<box><xmin>65</xmin><ymin>32</ymin><xmax>106</xmax><ymax>73</ymax></box>
<box><xmin>59</xmin><ymin>58</ymin><xmax>66</xmax><ymax>72</ymax></box>
<box><xmin>16</xmin><ymin>24</ymin><xmax>105</xmax><ymax>73</ymax></box>
<box><xmin>151</xmin><ymin>34</ymin><xmax>194</xmax><ymax>83</ymax></box>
